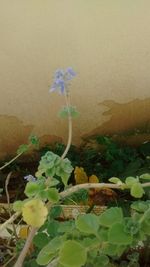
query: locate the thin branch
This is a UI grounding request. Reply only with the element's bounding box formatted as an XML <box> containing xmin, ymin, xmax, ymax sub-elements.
<box><xmin>5</xmin><ymin>172</ymin><xmax>18</xmax><ymax>240</ymax></box>
<box><xmin>0</xmin><ymin>212</ymin><xmax>20</xmax><ymax>232</ymax></box>
<box><xmin>14</xmin><ymin>227</ymin><xmax>37</xmax><ymax>267</ymax></box>
<box><xmin>60</xmin><ymin>182</ymin><xmax>150</xmax><ymax>199</ymax></box>
<box><xmin>1</xmin><ymin>182</ymin><xmax>150</xmax><ymax>233</ymax></box>
<box><xmin>3</xmin><ymin>253</ymin><xmax>17</xmax><ymax>267</ymax></box>
<box><xmin>0</xmin><ymin>152</ymin><xmax>23</xmax><ymax>171</ymax></box>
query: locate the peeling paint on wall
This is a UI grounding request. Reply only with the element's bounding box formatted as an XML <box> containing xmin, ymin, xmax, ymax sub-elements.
<box><xmin>0</xmin><ymin>1</ymin><xmax>150</xmax><ymax>157</ymax></box>
<box><xmin>0</xmin><ymin>115</ymin><xmax>63</xmax><ymax>159</ymax></box>
<box><xmin>83</xmin><ymin>98</ymin><xmax>150</xmax><ymax>145</ymax></box>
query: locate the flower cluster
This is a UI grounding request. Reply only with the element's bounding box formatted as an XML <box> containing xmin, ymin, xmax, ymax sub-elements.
<box><xmin>50</xmin><ymin>67</ymin><xmax>76</xmax><ymax>94</ymax></box>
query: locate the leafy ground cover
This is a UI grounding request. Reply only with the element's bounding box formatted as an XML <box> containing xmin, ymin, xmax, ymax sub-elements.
<box><xmin>0</xmin><ymin>137</ymin><xmax>149</xmax><ymax>204</ymax></box>
<box><xmin>0</xmin><ymin>139</ymin><xmax>150</xmax><ymax>266</ymax></box>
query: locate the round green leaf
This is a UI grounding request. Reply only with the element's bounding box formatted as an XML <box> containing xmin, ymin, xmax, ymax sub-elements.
<box><xmin>13</xmin><ymin>200</ymin><xmax>23</xmax><ymax>212</ymax></box>
<box><xmin>139</xmin><ymin>173</ymin><xmax>150</xmax><ymax>180</ymax></box>
<box><xmin>46</xmin><ymin>188</ymin><xmax>60</xmax><ymax>202</ymax></box>
<box><xmin>37</xmin><ymin>236</ymin><xmax>62</xmax><ymax>265</ymax></box>
<box><xmin>59</xmin><ymin>240</ymin><xmax>87</xmax><ymax>267</ymax></box>
<box><xmin>141</xmin><ymin>220</ymin><xmax>150</xmax><ymax>234</ymax></box>
<box><xmin>125</xmin><ymin>177</ymin><xmax>137</xmax><ymax>187</ymax></box>
<box><xmin>108</xmin><ymin>223</ymin><xmax>132</xmax><ymax>245</ymax></box>
<box><xmin>99</xmin><ymin>207</ymin><xmax>123</xmax><ymax>227</ymax></box>
<box><xmin>131</xmin><ymin>201</ymin><xmax>149</xmax><ymax>212</ymax></box>
<box><xmin>33</xmin><ymin>233</ymin><xmax>49</xmax><ymax>248</ymax></box>
<box><xmin>94</xmin><ymin>254</ymin><xmax>109</xmax><ymax>267</ymax></box>
<box><xmin>131</xmin><ymin>183</ymin><xmax>145</xmax><ymax>198</ymax></box>
<box><xmin>109</xmin><ymin>177</ymin><xmax>122</xmax><ymax>184</ymax></box>
<box><xmin>24</xmin><ymin>182</ymin><xmax>40</xmax><ymax>197</ymax></box>
<box><xmin>76</xmin><ymin>214</ymin><xmax>99</xmax><ymax>234</ymax></box>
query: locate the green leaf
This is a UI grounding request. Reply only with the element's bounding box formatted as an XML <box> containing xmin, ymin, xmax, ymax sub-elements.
<box><xmin>130</xmin><ymin>183</ymin><xmax>145</xmax><ymax>198</ymax></box>
<box><xmin>49</xmin><ymin>206</ymin><xmax>63</xmax><ymax>219</ymax></box>
<box><xmin>29</xmin><ymin>135</ymin><xmax>39</xmax><ymax>146</ymax></box>
<box><xmin>97</xmin><ymin>229</ymin><xmax>108</xmax><ymax>242</ymax></box>
<box><xmin>33</xmin><ymin>233</ymin><xmax>49</xmax><ymax>248</ymax></box>
<box><xmin>76</xmin><ymin>214</ymin><xmax>99</xmax><ymax>234</ymax></box>
<box><xmin>131</xmin><ymin>201</ymin><xmax>149</xmax><ymax>212</ymax></box>
<box><xmin>36</xmin><ymin>236</ymin><xmax>62</xmax><ymax>265</ymax></box>
<box><xmin>46</xmin><ymin>177</ymin><xmax>60</xmax><ymax>187</ymax></box>
<box><xmin>94</xmin><ymin>254</ymin><xmax>109</xmax><ymax>267</ymax></box>
<box><xmin>17</xmin><ymin>144</ymin><xmax>29</xmax><ymax>154</ymax></box>
<box><xmin>59</xmin><ymin>240</ymin><xmax>87</xmax><ymax>267</ymax></box>
<box><xmin>125</xmin><ymin>177</ymin><xmax>137</xmax><ymax>187</ymax></box>
<box><xmin>60</xmin><ymin>171</ymin><xmax>70</xmax><ymax>187</ymax></box>
<box><xmin>143</xmin><ymin>208</ymin><xmax>150</xmax><ymax>223</ymax></box>
<box><xmin>102</xmin><ymin>244</ymin><xmax>126</xmax><ymax>257</ymax></box>
<box><xmin>24</xmin><ymin>182</ymin><xmax>40</xmax><ymax>197</ymax></box>
<box><xmin>81</xmin><ymin>237</ymin><xmax>99</xmax><ymax>248</ymax></box>
<box><xmin>99</xmin><ymin>207</ymin><xmax>123</xmax><ymax>227</ymax></box>
<box><xmin>56</xmin><ymin>158</ymin><xmax>73</xmax><ymax>186</ymax></box>
<box><xmin>13</xmin><ymin>200</ymin><xmax>23</xmax><ymax>212</ymax></box>
<box><xmin>38</xmin><ymin>190</ymin><xmax>48</xmax><ymax>200</ymax></box>
<box><xmin>108</xmin><ymin>223</ymin><xmax>133</xmax><ymax>245</ymax></box>
<box><xmin>47</xmin><ymin>220</ymin><xmax>59</xmax><ymax>236</ymax></box>
<box><xmin>58</xmin><ymin>220</ymin><xmax>75</xmax><ymax>233</ymax></box>
<box><xmin>124</xmin><ymin>218</ymin><xmax>140</xmax><ymax>236</ymax></box>
<box><xmin>45</xmin><ymin>167</ymin><xmax>56</xmax><ymax>177</ymax></box>
<box><xmin>24</xmin><ymin>259</ymin><xmax>39</xmax><ymax>267</ymax></box>
<box><xmin>141</xmin><ymin>220</ymin><xmax>150</xmax><ymax>234</ymax></box>
<box><xmin>139</xmin><ymin>173</ymin><xmax>150</xmax><ymax>180</ymax></box>
<box><xmin>109</xmin><ymin>177</ymin><xmax>122</xmax><ymax>184</ymax></box>
<box><xmin>102</xmin><ymin>243</ymin><xmax>118</xmax><ymax>256</ymax></box>
<box><xmin>59</xmin><ymin>106</ymin><xmax>79</xmax><ymax>119</ymax></box>
<box><xmin>46</xmin><ymin>188</ymin><xmax>60</xmax><ymax>202</ymax></box>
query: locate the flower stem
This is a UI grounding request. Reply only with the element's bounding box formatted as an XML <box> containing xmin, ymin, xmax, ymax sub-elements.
<box><xmin>61</xmin><ymin>92</ymin><xmax>72</xmax><ymax>160</ymax></box>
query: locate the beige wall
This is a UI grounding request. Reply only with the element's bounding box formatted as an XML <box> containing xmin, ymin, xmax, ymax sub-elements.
<box><xmin>0</xmin><ymin>0</ymin><xmax>150</xmax><ymax>158</ymax></box>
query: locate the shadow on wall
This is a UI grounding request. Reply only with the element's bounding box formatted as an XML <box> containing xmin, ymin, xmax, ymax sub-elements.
<box><xmin>0</xmin><ymin>115</ymin><xmax>33</xmax><ymax>159</ymax></box>
<box><xmin>83</xmin><ymin>98</ymin><xmax>150</xmax><ymax>145</ymax></box>
<box><xmin>0</xmin><ymin>115</ymin><xmax>63</xmax><ymax>159</ymax></box>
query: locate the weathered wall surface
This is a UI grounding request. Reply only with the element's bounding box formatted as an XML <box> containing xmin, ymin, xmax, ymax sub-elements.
<box><xmin>0</xmin><ymin>0</ymin><xmax>150</xmax><ymax>158</ymax></box>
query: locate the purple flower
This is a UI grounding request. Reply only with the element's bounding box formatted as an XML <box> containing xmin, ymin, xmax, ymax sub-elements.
<box><xmin>65</xmin><ymin>67</ymin><xmax>76</xmax><ymax>80</ymax></box>
<box><xmin>49</xmin><ymin>67</ymin><xmax>76</xmax><ymax>94</ymax></box>
<box><xmin>24</xmin><ymin>175</ymin><xmax>36</xmax><ymax>182</ymax></box>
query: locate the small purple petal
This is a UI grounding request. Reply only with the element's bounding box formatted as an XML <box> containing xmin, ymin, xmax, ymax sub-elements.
<box><xmin>66</xmin><ymin>67</ymin><xmax>76</xmax><ymax>77</ymax></box>
<box><xmin>49</xmin><ymin>67</ymin><xmax>76</xmax><ymax>94</ymax></box>
<box><xmin>24</xmin><ymin>175</ymin><xmax>36</xmax><ymax>182</ymax></box>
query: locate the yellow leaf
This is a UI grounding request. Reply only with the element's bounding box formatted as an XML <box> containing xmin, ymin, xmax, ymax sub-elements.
<box><xmin>19</xmin><ymin>226</ymin><xmax>29</xmax><ymax>239</ymax></box>
<box><xmin>89</xmin><ymin>175</ymin><xmax>99</xmax><ymax>183</ymax></box>
<box><xmin>22</xmin><ymin>199</ymin><xmax>48</xmax><ymax>227</ymax></box>
<box><xmin>74</xmin><ymin>167</ymin><xmax>88</xmax><ymax>184</ymax></box>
